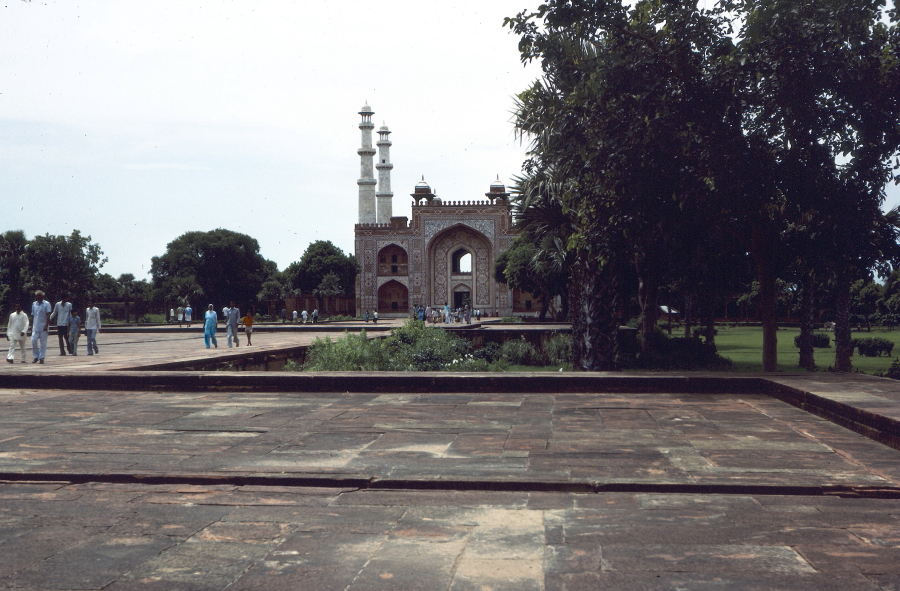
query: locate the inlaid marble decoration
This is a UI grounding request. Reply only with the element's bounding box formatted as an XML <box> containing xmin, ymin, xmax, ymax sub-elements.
<box><xmin>424</xmin><ymin>219</ymin><xmax>495</xmax><ymax>243</ymax></box>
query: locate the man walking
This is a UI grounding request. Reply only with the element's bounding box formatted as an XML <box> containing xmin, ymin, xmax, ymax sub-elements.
<box><xmin>84</xmin><ymin>300</ymin><xmax>101</xmax><ymax>355</ymax></box>
<box><xmin>225</xmin><ymin>300</ymin><xmax>240</xmax><ymax>347</ymax></box>
<box><xmin>6</xmin><ymin>303</ymin><xmax>29</xmax><ymax>363</ymax></box>
<box><xmin>49</xmin><ymin>294</ymin><xmax>72</xmax><ymax>356</ymax></box>
<box><xmin>31</xmin><ymin>290</ymin><xmax>51</xmax><ymax>364</ymax></box>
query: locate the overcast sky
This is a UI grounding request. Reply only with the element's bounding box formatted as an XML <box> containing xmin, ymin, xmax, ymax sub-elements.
<box><xmin>1</xmin><ymin>1</ymin><xmax>542</xmax><ymax>279</ymax></box>
<box><xmin>2</xmin><ymin>1</ymin><xmax>898</xmax><ymax>280</ymax></box>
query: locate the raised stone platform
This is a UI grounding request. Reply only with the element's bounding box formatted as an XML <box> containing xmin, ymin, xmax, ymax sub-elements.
<box><xmin>3</xmin><ymin>329</ymin><xmax>900</xmax><ymax>589</ymax></box>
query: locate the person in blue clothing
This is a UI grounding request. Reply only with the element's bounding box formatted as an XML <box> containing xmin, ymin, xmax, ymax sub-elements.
<box><xmin>184</xmin><ymin>304</ymin><xmax>193</xmax><ymax>328</ymax></box>
<box><xmin>204</xmin><ymin>304</ymin><xmax>218</xmax><ymax>348</ymax></box>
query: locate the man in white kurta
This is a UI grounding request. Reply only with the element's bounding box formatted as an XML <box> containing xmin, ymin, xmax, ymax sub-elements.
<box><xmin>84</xmin><ymin>300</ymin><xmax>101</xmax><ymax>355</ymax></box>
<box><xmin>6</xmin><ymin>303</ymin><xmax>29</xmax><ymax>363</ymax></box>
<box><xmin>49</xmin><ymin>295</ymin><xmax>72</xmax><ymax>356</ymax></box>
<box><xmin>224</xmin><ymin>301</ymin><xmax>240</xmax><ymax>347</ymax></box>
<box><xmin>31</xmin><ymin>291</ymin><xmax>51</xmax><ymax>363</ymax></box>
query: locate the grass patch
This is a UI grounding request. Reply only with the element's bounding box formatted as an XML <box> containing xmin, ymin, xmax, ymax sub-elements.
<box><xmin>714</xmin><ymin>325</ymin><xmax>900</xmax><ymax>373</ymax></box>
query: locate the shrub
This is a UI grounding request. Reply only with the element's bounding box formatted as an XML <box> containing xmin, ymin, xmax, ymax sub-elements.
<box><xmin>874</xmin><ymin>357</ymin><xmax>900</xmax><ymax>379</ymax></box>
<box><xmin>498</xmin><ymin>316</ymin><xmax>523</xmax><ymax>324</ymax></box>
<box><xmin>324</xmin><ymin>314</ymin><xmax>353</xmax><ymax>322</ymax></box>
<box><xmin>500</xmin><ymin>337</ymin><xmax>540</xmax><ymax>366</ymax></box>
<box><xmin>637</xmin><ymin>331</ymin><xmax>732</xmax><ymax>371</ymax></box>
<box><xmin>852</xmin><ymin>337</ymin><xmax>894</xmax><ymax>357</ymax></box>
<box><xmin>472</xmin><ymin>342</ymin><xmax>503</xmax><ymax>363</ymax></box>
<box><xmin>793</xmin><ymin>333</ymin><xmax>831</xmax><ymax>349</ymax></box>
<box><xmin>543</xmin><ymin>333</ymin><xmax>572</xmax><ymax>365</ymax></box>
<box><xmin>382</xmin><ymin>320</ymin><xmax>472</xmax><ymax>370</ymax></box>
<box><xmin>302</xmin><ymin>330</ymin><xmax>389</xmax><ymax>371</ymax></box>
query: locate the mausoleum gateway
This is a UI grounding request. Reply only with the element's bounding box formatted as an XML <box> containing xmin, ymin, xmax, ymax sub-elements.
<box><xmin>353</xmin><ymin>103</ymin><xmax>523</xmax><ymax>317</ymax></box>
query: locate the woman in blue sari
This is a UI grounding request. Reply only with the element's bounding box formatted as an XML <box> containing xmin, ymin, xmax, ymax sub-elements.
<box><xmin>204</xmin><ymin>304</ymin><xmax>218</xmax><ymax>348</ymax></box>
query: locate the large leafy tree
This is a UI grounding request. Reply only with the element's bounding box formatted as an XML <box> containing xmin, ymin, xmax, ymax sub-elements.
<box><xmin>150</xmin><ymin>229</ymin><xmax>270</xmax><ymax>310</ymax></box>
<box><xmin>507</xmin><ymin>0</ymin><xmax>899</xmax><ymax>372</ymax></box>
<box><xmin>731</xmin><ymin>0</ymin><xmax>900</xmax><ymax>371</ymax></box>
<box><xmin>284</xmin><ymin>241</ymin><xmax>357</xmax><ymax>296</ymax></box>
<box><xmin>23</xmin><ymin>230</ymin><xmax>107</xmax><ymax>306</ymax></box>
<box><xmin>507</xmin><ymin>0</ymin><xmax>738</xmax><ymax>369</ymax></box>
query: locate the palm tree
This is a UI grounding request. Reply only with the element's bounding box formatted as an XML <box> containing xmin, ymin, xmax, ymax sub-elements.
<box><xmin>313</xmin><ymin>273</ymin><xmax>341</xmax><ymax>316</ymax></box>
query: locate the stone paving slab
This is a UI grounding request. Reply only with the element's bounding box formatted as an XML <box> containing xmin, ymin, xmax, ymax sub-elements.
<box><xmin>1</xmin><ymin>482</ymin><xmax>899</xmax><ymax>590</ymax></box>
<box><xmin>0</xmin><ymin>320</ymin><xmax>404</xmax><ymax>372</ymax></box>
<box><xmin>1</xmin><ymin>388</ymin><xmax>899</xmax><ymax>492</ymax></box>
<box><xmin>5</xmin><ymin>331</ymin><xmax>900</xmax><ymax>586</ymax></box>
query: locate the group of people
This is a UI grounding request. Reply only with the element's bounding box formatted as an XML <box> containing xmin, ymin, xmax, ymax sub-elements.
<box><xmin>363</xmin><ymin>310</ymin><xmax>379</xmax><ymax>323</ymax></box>
<box><xmin>6</xmin><ymin>291</ymin><xmax>101</xmax><ymax>364</ymax></box>
<box><xmin>417</xmin><ymin>303</ymin><xmax>480</xmax><ymax>325</ymax></box>
<box><xmin>200</xmin><ymin>301</ymin><xmax>255</xmax><ymax>348</ymax></box>
<box><xmin>290</xmin><ymin>308</ymin><xmax>319</xmax><ymax>323</ymax></box>
<box><xmin>170</xmin><ymin>306</ymin><xmax>194</xmax><ymax>327</ymax></box>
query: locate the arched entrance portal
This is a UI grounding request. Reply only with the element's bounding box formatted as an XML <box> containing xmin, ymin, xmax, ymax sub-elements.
<box><xmin>427</xmin><ymin>225</ymin><xmax>492</xmax><ymax>310</ymax></box>
<box><xmin>377</xmin><ymin>280</ymin><xmax>408</xmax><ymax>314</ymax></box>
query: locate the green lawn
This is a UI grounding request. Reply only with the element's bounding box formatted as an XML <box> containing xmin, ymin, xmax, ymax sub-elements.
<box><xmin>714</xmin><ymin>325</ymin><xmax>900</xmax><ymax>373</ymax></box>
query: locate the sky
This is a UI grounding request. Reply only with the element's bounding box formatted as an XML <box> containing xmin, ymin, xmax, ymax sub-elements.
<box><xmin>1</xmin><ymin>1</ymin><xmax>542</xmax><ymax>279</ymax></box>
<box><xmin>2</xmin><ymin>1</ymin><xmax>899</xmax><ymax>280</ymax></box>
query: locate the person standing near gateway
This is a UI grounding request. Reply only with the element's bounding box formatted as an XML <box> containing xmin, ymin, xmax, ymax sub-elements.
<box><xmin>84</xmin><ymin>300</ymin><xmax>101</xmax><ymax>355</ymax></box>
<box><xmin>177</xmin><ymin>305</ymin><xmax>184</xmax><ymax>327</ymax></box>
<box><xmin>225</xmin><ymin>301</ymin><xmax>240</xmax><ymax>347</ymax></box>
<box><xmin>6</xmin><ymin>303</ymin><xmax>29</xmax><ymax>363</ymax></box>
<box><xmin>203</xmin><ymin>304</ymin><xmax>218</xmax><ymax>348</ymax></box>
<box><xmin>184</xmin><ymin>304</ymin><xmax>193</xmax><ymax>328</ymax></box>
<box><xmin>49</xmin><ymin>294</ymin><xmax>73</xmax><ymax>356</ymax></box>
<box><xmin>30</xmin><ymin>290</ymin><xmax>51</xmax><ymax>364</ymax></box>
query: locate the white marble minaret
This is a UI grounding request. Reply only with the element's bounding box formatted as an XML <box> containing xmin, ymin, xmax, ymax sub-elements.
<box><xmin>375</xmin><ymin>123</ymin><xmax>393</xmax><ymax>223</ymax></box>
<box><xmin>357</xmin><ymin>104</ymin><xmax>377</xmax><ymax>224</ymax></box>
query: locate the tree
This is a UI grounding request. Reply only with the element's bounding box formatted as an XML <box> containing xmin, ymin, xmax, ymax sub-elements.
<box><xmin>284</xmin><ymin>241</ymin><xmax>357</xmax><ymax>296</ymax></box>
<box><xmin>494</xmin><ymin>237</ymin><xmax>562</xmax><ymax>320</ymax></box>
<box><xmin>313</xmin><ymin>272</ymin><xmax>342</xmax><ymax>315</ymax></box>
<box><xmin>502</xmin><ymin>173</ymin><xmax>573</xmax><ymax>321</ymax></box>
<box><xmin>150</xmin><ymin>229</ymin><xmax>269</xmax><ymax>310</ymax></box>
<box><xmin>23</xmin><ymin>230</ymin><xmax>106</xmax><ymax>306</ymax></box>
<box><xmin>507</xmin><ymin>0</ymin><xmax>900</xmax><ymax>372</ymax></box>
<box><xmin>0</xmin><ymin>230</ymin><xmax>28</xmax><ymax>313</ymax></box>
<box><xmin>851</xmin><ymin>277</ymin><xmax>883</xmax><ymax>332</ymax></box>
<box><xmin>507</xmin><ymin>0</ymin><xmax>738</xmax><ymax>369</ymax></box>
<box><xmin>256</xmin><ymin>276</ymin><xmax>287</xmax><ymax>316</ymax></box>
<box><xmin>117</xmin><ymin>273</ymin><xmax>136</xmax><ymax>323</ymax></box>
<box><xmin>730</xmin><ymin>0</ymin><xmax>900</xmax><ymax>372</ymax></box>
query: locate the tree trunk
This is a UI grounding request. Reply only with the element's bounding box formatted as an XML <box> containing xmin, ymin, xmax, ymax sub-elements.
<box><xmin>834</xmin><ymin>275</ymin><xmax>853</xmax><ymax>372</ymax></box>
<box><xmin>752</xmin><ymin>225</ymin><xmax>778</xmax><ymax>372</ymax></box>
<box><xmin>683</xmin><ymin>293</ymin><xmax>693</xmax><ymax>339</ymax></box>
<box><xmin>637</xmin><ymin>270</ymin><xmax>659</xmax><ymax>357</ymax></box>
<box><xmin>700</xmin><ymin>290</ymin><xmax>716</xmax><ymax>349</ymax></box>
<box><xmin>797</xmin><ymin>273</ymin><xmax>817</xmax><ymax>371</ymax></box>
<box><xmin>538</xmin><ymin>284</ymin><xmax>551</xmax><ymax>321</ymax></box>
<box><xmin>571</xmin><ymin>254</ymin><xmax>619</xmax><ymax>371</ymax></box>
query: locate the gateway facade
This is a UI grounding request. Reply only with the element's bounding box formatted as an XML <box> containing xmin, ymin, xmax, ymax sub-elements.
<box><xmin>353</xmin><ymin>104</ymin><xmax>517</xmax><ymax>317</ymax></box>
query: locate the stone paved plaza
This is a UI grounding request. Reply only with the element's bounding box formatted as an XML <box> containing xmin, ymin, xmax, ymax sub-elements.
<box><xmin>2</xmin><ymin>326</ymin><xmax>900</xmax><ymax>589</ymax></box>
